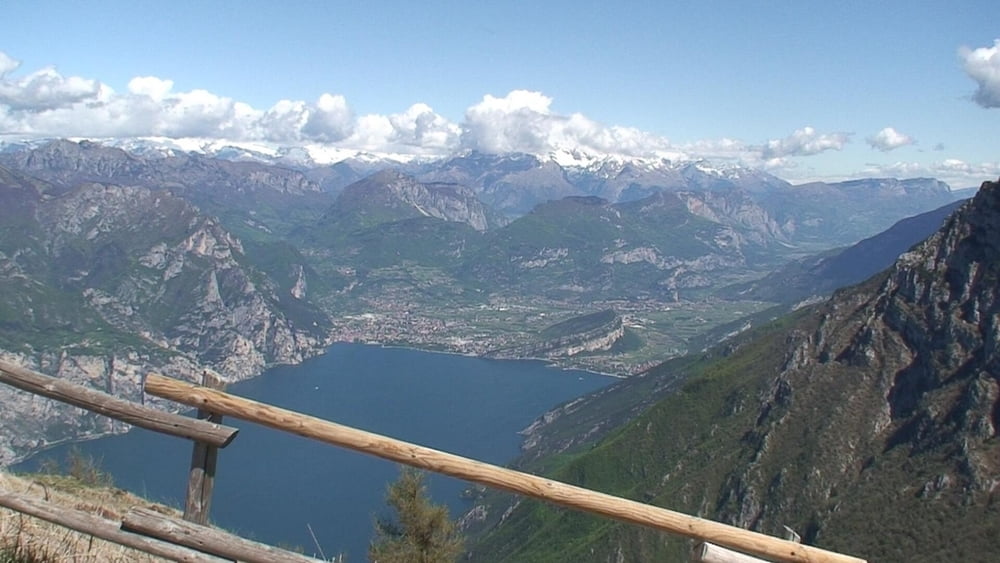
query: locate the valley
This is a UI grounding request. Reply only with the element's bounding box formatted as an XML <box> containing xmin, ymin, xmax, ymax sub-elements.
<box><xmin>324</xmin><ymin>292</ymin><xmax>774</xmax><ymax>374</ymax></box>
<box><xmin>0</xmin><ymin>139</ymin><xmax>971</xmax><ymax>466</ymax></box>
<box><xmin>0</xmin><ymin>137</ymin><xmax>993</xmax><ymax>563</ymax></box>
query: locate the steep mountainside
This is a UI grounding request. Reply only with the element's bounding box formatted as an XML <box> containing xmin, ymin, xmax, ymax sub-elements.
<box><xmin>463</xmin><ymin>190</ymin><xmax>789</xmax><ymax>301</ymax></box>
<box><xmin>726</xmin><ymin>199</ymin><xmax>968</xmax><ymax>304</ymax></box>
<box><xmin>760</xmin><ymin>177</ymin><xmax>957</xmax><ymax>247</ymax></box>
<box><xmin>417</xmin><ymin>152</ymin><xmax>579</xmax><ymax>216</ymax></box>
<box><xmin>315</xmin><ymin>170</ymin><xmax>506</xmax><ymax>233</ymax></box>
<box><xmin>0</xmin><ymin>165</ymin><xmax>330</xmax><ymax>464</ymax></box>
<box><xmin>469</xmin><ymin>179</ymin><xmax>1000</xmax><ymax>562</ymax></box>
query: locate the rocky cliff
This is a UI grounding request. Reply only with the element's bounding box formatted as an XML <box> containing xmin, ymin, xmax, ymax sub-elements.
<box><xmin>324</xmin><ymin>170</ymin><xmax>507</xmax><ymax>232</ymax></box>
<box><xmin>0</xmin><ymin>165</ymin><xmax>330</xmax><ymax>465</ymax></box>
<box><xmin>489</xmin><ymin>310</ymin><xmax>625</xmax><ymax>359</ymax></box>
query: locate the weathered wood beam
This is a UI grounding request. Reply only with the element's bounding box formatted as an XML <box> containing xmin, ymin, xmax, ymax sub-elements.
<box><xmin>0</xmin><ymin>489</ymin><xmax>227</xmax><ymax>562</ymax></box>
<box><xmin>123</xmin><ymin>507</ymin><xmax>324</xmax><ymax>563</ymax></box>
<box><xmin>184</xmin><ymin>371</ymin><xmax>226</xmax><ymax>524</ymax></box>
<box><xmin>145</xmin><ymin>374</ymin><xmax>868</xmax><ymax>563</ymax></box>
<box><xmin>0</xmin><ymin>360</ymin><xmax>238</xmax><ymax>448</ymax></box>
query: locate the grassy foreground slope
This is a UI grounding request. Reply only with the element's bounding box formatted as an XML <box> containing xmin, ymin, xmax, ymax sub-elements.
<box><xmin>0</xmin><ymin>469</ymin><xmax>174</xmax><ymax>562</ymax></box>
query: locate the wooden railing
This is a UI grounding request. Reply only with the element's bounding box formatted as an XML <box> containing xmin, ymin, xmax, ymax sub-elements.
<box><xmin>1</xmin><ymin>359</ymin><xmax>868</xmax><ymax>563</ymax></box>
<box><xmin>0</xmin><ymin>360</ymin><xmax>320</xmax><ymax>563</ymax></box>
<box><xmin>144</xmin><ymin>374</ymin><xmax>866</xmax><ymax>563</ymax></box>
<box><xmin>0</xmin><ymin>360</ymin><xmax>237</xmax><ymax>447</ymax></box>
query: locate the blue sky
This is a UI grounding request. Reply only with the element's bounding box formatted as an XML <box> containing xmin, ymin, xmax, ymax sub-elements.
<box><xmin>1</xmin><ymin>1</ymin><xmax>998</xmax><ymax>187</ymax></box>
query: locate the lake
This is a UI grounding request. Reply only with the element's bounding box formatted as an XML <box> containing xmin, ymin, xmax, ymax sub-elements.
<box><xmin>15</xmin><ymin>343</ymin><xmax>613</xmax><ymax>560</ymax></box>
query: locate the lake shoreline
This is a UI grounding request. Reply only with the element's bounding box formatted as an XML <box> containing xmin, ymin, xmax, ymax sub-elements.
<box><xmin>3</xmin><ymin>339</ymin><xmax>618</xmax><ymax>469</ymax></box>
<box><xmin>13</xmin><ymin>343</ymin><xmax>613</xmax><ymax>560</ymax></box>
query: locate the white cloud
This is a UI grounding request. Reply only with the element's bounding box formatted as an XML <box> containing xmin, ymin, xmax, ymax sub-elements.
<box><xmin>866</xmin><ymin>127</ymin><xmax>915</xmax><ymax>152</ymax></box>
<box><xmin>461</xmin><ymin>90</ymin><xmax>556</xmax><ymax>154</ymax></box>
<box><xmin>345</xmin><ymin>103</ymin><xmax>460</xmax><ymax>153</ymax></box>
<box><xmin>459</xmin><ymin>89</ymin><xmax>680</xmax><ymax>159</ymax></box>
<box><xmin>300</xmin><ymin>93</ymin><xmax>354</xmax><ymax>142</ymax></box>
<box><xmin>0</xmin><ymin>66</ymin><xmax>102</xmax><ymax>111</ymax></box>
<box><xmin>760</xmin><ymin>127</ymin><xmax>851</xmax><ymax>158</ymax></box>
<box><xmin>960</xmin><ymin>39</ymin><xmax>1000</xmax><ymax>108</ymax></box>
<box><xmin>0</xmin><ymin>50</ymin><xmax>470</xmax><ymax>155</ymax></box>
<box><xmin>127</xmin><ymin>76</ymin><xmax>174</xmax><ymax>101</ymax></box>
<box><xmin>0</xmin><ymin>52</ymin><xmax>867</xmax><ymax>168</ymax></box>
<box><xmin>2</xmin><ymin>48</ymin><xmax>986</xmax><ymax>190</ymax></box>
<box><xmin>0</xmin><ymin>52</ymin><xmax>20</xmax><ymax>78</ymax></box>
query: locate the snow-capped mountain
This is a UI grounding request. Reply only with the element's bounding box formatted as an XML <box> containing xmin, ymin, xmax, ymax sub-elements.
<box><xmin>0</xmin><ymin>137</ymin><xmax>965</xmax><ymax>245</ymax></box>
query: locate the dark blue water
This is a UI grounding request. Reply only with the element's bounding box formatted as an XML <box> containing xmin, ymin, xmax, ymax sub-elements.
<box><xmin>15</xmin><ymin>343</ymin><xmax>612</xmax><ymax>560</ymax></box>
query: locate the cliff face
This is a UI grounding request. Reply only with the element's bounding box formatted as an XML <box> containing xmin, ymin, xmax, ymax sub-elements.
<box><xmin>0</xmin><ymin>166</ymin><xmax>330</xmax><ymax>465</ymax></box>
<box><xmin>322</xmin><ymin>170</ymin><xmax>507</xmax><ymax>232</ymax></box>
<box><xmin>489</xmin><ymin>310</ymin><xmax>625</xmax><ymax>360</ymax></box>
<box><xmin>714</xmin><ymin>178</ymin><xmax>1000</xmax><ymax>548</ymax></box>
<box><xmin>470</xmin><ymin>179</ymin><xmax>1000</xmax><ymax>562</ymax></box>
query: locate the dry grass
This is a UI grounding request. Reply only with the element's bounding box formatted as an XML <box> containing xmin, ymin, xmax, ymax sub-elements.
<box><xmin>0</xmin><ymin>470</ymin><xmax>178</xmax><ymax>562</ymax></box>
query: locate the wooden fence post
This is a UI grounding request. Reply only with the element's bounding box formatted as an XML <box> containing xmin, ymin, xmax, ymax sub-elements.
<box><xmin>184</xmin><ymin>370</ymin><xmax>226</xmax><ymax>525</ymax></box>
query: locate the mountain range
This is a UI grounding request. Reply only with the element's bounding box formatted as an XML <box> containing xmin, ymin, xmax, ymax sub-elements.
<box><xmin>0</xmin><ymin>138</ymin><xmax>978</xmax><ymax>478</ymax></box>
<box><xmin>0</xmin><ymin>162</ymin><xmax>330</xmax><ymax>464</ymax></box>
<box><xmin>465</xmin><ymin>179</ymin><xmax>1000</xmax><ymax>562</ymax></box>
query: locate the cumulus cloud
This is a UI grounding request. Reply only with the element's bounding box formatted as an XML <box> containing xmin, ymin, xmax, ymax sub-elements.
<box><xmin>460</xmin><ymin>90</ymin><xmax>680</xmax><ymax>158</ymax></box>
<box><xmin>346</xmin><ymin>103</ymin><xmax>460</xmax><ymax>153</ymax></box>
<box><xmin>127</xmin><ymin>76</ymin><xmax>174</xmax><ymax>101</ymax></box>
<box><xmin>300</xmin><ymin>93</ymin><xmax>354</xmax><ymax>142</ymax></box>
<box><xmin>0</xmin><ymin>51</ymin><xmax>869</xmax><ymax>167</ymax></box>
<box><xmin>0</xmin><ymin>65</ymin><xmax>103</xmax><ymax>112</ymax></box>
<box><xmin>760</xmin><ymin>127</ymin><xmax>850</xmax><ymax>158</ymax></box>
<box><xmin>3</xmin><ymin>49</ymin><xmax>959</xmax><ymax>182</ymax></box>
<box><xmin>866</xmin><ymin>127</ymin><xmax>915</xmax><ymax>152</ymax></box>
<box><xmin>960</xmin><ymin>39</ymin><xmax>1000</xmax><ymax>108</ymax></box>
<box><xmin>0</xmin><ymin>50</ymin><xmax>461</xmax><ymax>153</ymax></box>
<box><xmin>461</xmin><ymin>90</ymin><xmax>559</xmax><ymax>154</ymax></box>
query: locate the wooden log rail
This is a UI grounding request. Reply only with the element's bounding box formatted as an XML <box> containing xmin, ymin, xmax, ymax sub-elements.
<box><xmin>146</xmin><ymin>374</ymin><xmax>868</xmax><ymax>563</ymax></box>
<box><xmin>123</xmin><ymin>507</ymin><xmax>324</xmax><ymax>563</ymax></box>
<box><xmin>0</xmin><ymin>489</ymin><xmax>227</xmax><ymax>562</ymax></box>
<box><xmin>0</xmin><ymin>360</ymin><xmax>238</xmax><ymax>448</ymax></box>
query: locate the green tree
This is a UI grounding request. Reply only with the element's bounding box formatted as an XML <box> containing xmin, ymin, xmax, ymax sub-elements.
<box><xmin>369</xmin><ymin>468</ymin><xmax>463</xmax><ymax>563</ymax></box>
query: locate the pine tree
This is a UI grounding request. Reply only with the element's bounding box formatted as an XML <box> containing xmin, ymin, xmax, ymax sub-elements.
<box><xmin>369</xmin><ymin>468</ymin><xmax>463</xmax><ymax>563</ymax></box>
